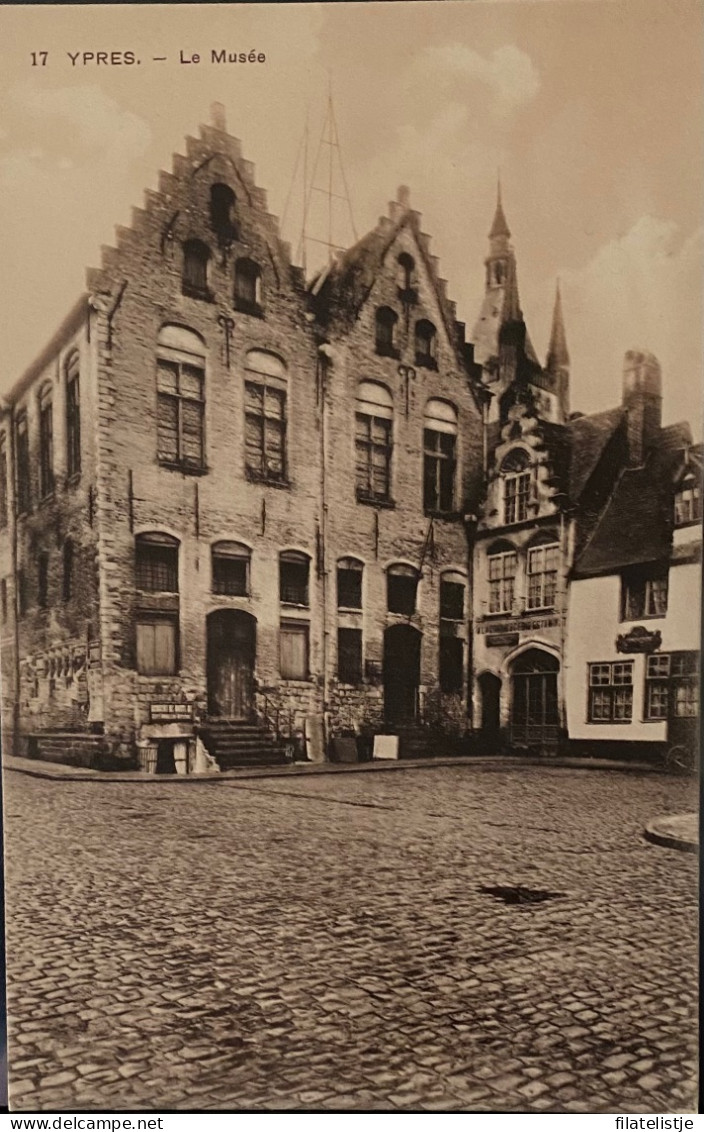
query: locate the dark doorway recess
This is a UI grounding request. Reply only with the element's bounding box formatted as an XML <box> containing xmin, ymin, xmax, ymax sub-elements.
<box><xmin>383</xmin><ymin>623</ymin><xmax>421</xmax><ymax>726</ymax></box>
<box><xmin>207</xmin><ymin>609</ymin><xmax>257</xmax><ymax>719</ymax></box>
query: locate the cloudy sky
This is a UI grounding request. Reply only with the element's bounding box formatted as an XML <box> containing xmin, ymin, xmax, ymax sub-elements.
<box><xmin>1</xmin><ymin>0</ymin><xmax>701</xmax><ymax>431</ymax></box>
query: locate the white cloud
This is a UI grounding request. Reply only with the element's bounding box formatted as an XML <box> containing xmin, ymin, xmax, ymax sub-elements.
<box><xmin>417</xmin><ymin>44</ymin><xmax>540</xmax><ymax>112</ymax></box>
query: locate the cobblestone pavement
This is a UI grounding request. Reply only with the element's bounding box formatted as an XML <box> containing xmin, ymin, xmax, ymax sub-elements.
<box><xmin>3</xmin><ymin>764</ymin><xmax>698</xmax><ymax>1113</ymax></box>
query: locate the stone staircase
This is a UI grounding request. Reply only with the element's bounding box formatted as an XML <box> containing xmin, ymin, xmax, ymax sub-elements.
<box><xmin>200</xmin><ymin>720</ymin><xmax>289</xmax><ymax>770</ymax></box>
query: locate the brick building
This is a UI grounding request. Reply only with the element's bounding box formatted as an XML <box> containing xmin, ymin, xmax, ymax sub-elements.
<box><xmin>0</xmin><ymin>106</ymin><xmax>484</xmax><ymax>771</ymax></box>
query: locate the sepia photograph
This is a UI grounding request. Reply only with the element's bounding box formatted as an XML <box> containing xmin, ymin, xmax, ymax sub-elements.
<box><xmin>0</xmin><ymin>0</ymin><xmax>700</xmax><ymax>1115</ymax></box>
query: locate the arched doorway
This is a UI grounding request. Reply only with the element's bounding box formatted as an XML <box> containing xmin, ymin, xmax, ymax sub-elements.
<box><xmin>478</xmin><ymin>671</ymin><xmax>501</xmax><ymax>748</ymax></box>
<box><xmin>207</xmin><ymin>610</ymin><xmax>256</xmax><ymax>719</ymax></box>
<box><xmin>383</xmin><ymin>624</ymin><xmax>421</xmax><ymax>725</ymax></box>
<box><xmin>510</xmin><ymin>648</ymin><xmax>559</xmax><ymax>749</ymax></box>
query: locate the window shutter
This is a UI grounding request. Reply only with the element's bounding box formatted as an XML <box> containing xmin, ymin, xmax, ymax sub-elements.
<box><xmin>157</xmin><ymin>395</ymin><xmax>179</xmax><ymax>463</ymax></box>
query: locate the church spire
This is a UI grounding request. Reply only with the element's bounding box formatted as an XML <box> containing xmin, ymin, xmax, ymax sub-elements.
<box><xmin>489</xmin><ymin>175</ymin><xmax>511</xmax><ymax>241</ymax></box>
<box><xmin>546</xmin><ymin>280</ymin><xmax>570</xmax><ymax>370</ymax></box>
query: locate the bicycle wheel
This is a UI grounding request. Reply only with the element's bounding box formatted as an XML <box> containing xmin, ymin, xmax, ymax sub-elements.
<box><xmin>665</xmin><ymin>745</ymin><xmax>695</xmax><ymax>775</ymax></box>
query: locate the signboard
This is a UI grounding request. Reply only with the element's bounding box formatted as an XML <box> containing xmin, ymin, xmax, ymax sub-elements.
<box><xmin>149</xmin><ymin>702</ymin><xmax>194</xmax><ymax>723</ymax></box>
<box><xmin>373</xmin><ymin>735</ymin><xmax>399</xmax><ymax>761</ymax></box>
<box><xmin>486</xmin><ymin>632</ymin><xmax>520</xmax><ymax>648</ymax></box>
<box><xmin>478</xmin><ymin>616</ymin><xmax>559</xmax><ymax>634</ymax></box>
<box><xmin>616</xmin><ymin>626</ymin><xmax>662</xmax><ymax>654</ymax></box>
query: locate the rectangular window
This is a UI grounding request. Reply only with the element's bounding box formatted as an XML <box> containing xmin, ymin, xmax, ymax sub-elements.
<box><xmin>504</xmin><ymin>472</ymin><xmax>531</xmax><ymax>524</ymax></box>
<box><xmin>423</xmin><ymin>429</ymin><xmax>456</xmax><ymax>513</ymax></box>
<box><xmin>388</xmin><ymin>571</ymin><xmax>418</xmax><ymax>616</ymax></box>
<box><xmin>622</xmin><ymin>568</ymin><xmax>668</xmax><ymax>620</ymax></box>
<box><xmin>439</xmin><ymin>636</ymin><xmax>463</xmax><ymax>695</ymax></box>
<box><xmin>16</xmin><ymin>414</ymin><xmax>30</xmax><ymax>515</ymax></box>
<box><xmin>0</xmin><ymin>435</ymin><xmax>7</xmax><ymax>528</ymax></box>
<box><xmin>156</xmin><ymin>360</ymin><xmax>205</xmax><ymax>471</ymax></box>
<box><xmin>645</xmin><ymin>652</ymin><xmax>700</xmax><ymax>720</ymax></box>
<box><xmin>280</xmin><ymin>556</ymin><xmax>309</xmax><ymax>607</ymax></box>
<box><xmin>280</xmin><ymin>620</ymin><xmax>309</xmax><ymax>680</ymax></box>
<box><xmin>337</xmin><ymin>566</ymin><xmax>362</xmax><ymax>610</ymax></box>
<box><xmin>136</xmin><ymin>543</ymin><xmax>179</xmax><ymax>592</ymax></box>
<box><xmin>136</xmin><ymin>615</ymin><xmax>178</xmax><ymax>676</ymax></box>
<box><xmin>212</xmin><ymin>553</ymin><xmax>248</xmax><ymax>596</ymax></box>
<box><xmin>244</xmin><ymin>382</ymin><xmax>286</xmax><ymax>482</ymax></box>
<box><xmin>675</xmin><ymin>484</ymin><xmax>701</xmax><ymax>526</ymax></box>
<box><xmin>527</xmin><ymin>544</ymin><xmax>559</xmax><ymax>610</ymax></box>
<box><xmin>17</xmin><ymin>569</ymin><xmax>27</xmax><ymax>617</ymax></box>
<box><xmin>39</xmin><ymin>394</ymin><xmax>54</xmax><ymax>499</ymax></box>
<box><xmin>440</xmin><ymin>580</ymin><xmax>464</xmax><ymax>622</ymax></box>
<box><xmin>338</xmin><ymin>627</ymin><xmax>363</xmax><ymax>684</ymax></box>
<box><xmin>355</xmin><ymin>413</ymin><xmax>392</xmax><ymax>502</ymax></box>
<box><xmin>588</xmin><ymin>661</ymin><xmax>633</xmax><ymax>722</ymax></box>
<box><xmin>66</xmin><ymin>372</ymin><xmax>81</xmax><ymax>478</ymax></box>
<box><xmin>488</xmin><ymin>551</ymin><xmax>517</xmax><ymax>614</ymax></box>
<box><xmin>37</xmin><ymin>553</ymin><xmax>48</xmax><ymax>608</ymax></box>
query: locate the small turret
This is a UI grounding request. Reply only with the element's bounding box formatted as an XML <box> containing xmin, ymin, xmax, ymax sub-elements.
<box><xmin>545</xmin><ymin>280</ymin><xmax>570</xmax><ymax>420</ymax></box>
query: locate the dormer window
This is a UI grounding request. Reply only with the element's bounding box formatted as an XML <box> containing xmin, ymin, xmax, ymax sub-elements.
<box><xmin>234</xmin><ymin>258</ymin><xmax>263</xmax><ymax>316</ymax></box>
<box><xmin>501</xmin><ymin>448</ymin><xmax>532</xmax><ymax>525</ymax></box>
<box><xmin>375</xmin><ymin>307</ymin><xmax>399</xmax><ymax>358</ymax></box>
<box><xmin>415</xmin><ymin>320</ymin><xmax>437</xmax><ymax>369</ymax></box>
<box><xmin>182</xmin><ymin>239</ymin><xmax>211</xmax><ymax>300</ymax></box>
<box><xmin>209</xmin><ymin>183</ymin><xmax>237</xmax><ymax>241</ymax></box>
<box><xmin>674</xmin><ymin>472</ymin><xmax>701</xmax><ymax>527</ymax></box>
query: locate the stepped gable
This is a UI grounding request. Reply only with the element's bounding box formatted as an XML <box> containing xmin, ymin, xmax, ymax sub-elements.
<box><xmin>86</xmin><ymin>106</ymin><xmax>299</xmax><ymax>299</ymax></box>
<box><xmin>310</xmin><ymin>189</ymin><xmax>466</xmax><ymax>358</ymax></box>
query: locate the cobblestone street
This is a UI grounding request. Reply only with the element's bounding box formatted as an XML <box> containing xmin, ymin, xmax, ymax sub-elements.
<box><xmin>3</xmin><ymin>764</ymin><xmax>698</xmax><ymax>1113</ymax></box>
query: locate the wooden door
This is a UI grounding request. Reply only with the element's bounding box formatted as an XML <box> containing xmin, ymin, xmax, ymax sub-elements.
<box><xmin>207</xmin><ymin>611</ymin><xmax>256</xmax><ymax>719</ymax></box>
<box><xmin>383</xmin><ymin>625</ymin><xmax>421</xmax><ymax>726</ymax></box>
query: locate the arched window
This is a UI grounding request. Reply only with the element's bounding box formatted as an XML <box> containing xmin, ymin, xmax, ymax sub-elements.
<box><xmin>397</xmin><ymin>252</ymin><xmax>416</xmax><ymax>295</ymax></box>
<box><xmin>209</xmin><ymin>183</ymin><xmax>237</xmax><ymax>239</ymax></box>
<box><xmin>135</xmin><ymin>532</ymin><xmax>179</xmax><ymax>592</ymax></box>
<box><xmin>0</xmin><ymin>432</ymin><xmax>7</xmax><ymax>529</ymax></box>
<box><xmin>65</xmin><ymin>351</ymin><xmax>81</xmax><ymax>478</ymax></box>
<box><xmin>501</xmin><ymin>448</ymin><xmax>532</xmax><ymax>524</ymax></box>
<box><xmin>135</xmin><ymin>533</ymin><xmax>179</xmax><ymax>675</ymax></box>
<box><xmin>356</xmin><ymin>382</ymin><xmax>393</xmax><ymax>503</ymax></box>
<box><xmin>156</xmin><ymin>325</ymin><xmax>206</xmax><ymax>471</ymax></box>
<box><xmin>279</xmin><ymin>550</ymin><xmax>310</xmax><ymax>607</ymax></box>
<box><xmin>182</xmin><ymin>239</ymin><xmax>211</xmax><ymax>299</ymax></box>
<box><xmin>212</xmin><ymin>541</ymin><xmax>250</xmax><ymax>596</ymax></box>
<box><xmin>487</xmin><ymin>540</ymin><xmax>517</xmax><ymax>615</ymax></box>
<box><xmin>234</xmin><ymin>258</ymin><xmax>263</xmax><ymax>314</ymax></box>
<box><xmin>62</xmin><ymin>539</ymin><xmax>74</xmax><ymax>603</ymax></box>
<box><xmin>245</xmin><ymin>350</ymin><xmax>287</xmax><ymax>483</ymax></box>
<box><xmin>337</xmin><ymin>557</ymin><xmax>363</xmax><ymax>610</ymax></box>
<box><xmin>674</xmin><ymin>470</ymin><xmax>702</xmax><ymax>527</ymax></box>
<box><xmin>440</xmin><ymin>571</ymin><xmax>465</xmax><ymax>622</ymax></box>
<box><xmin>38</xmin><ymin>384</ymin><xmax>54</xmax><ymax>500</ymax></box>
<box><xmin>424</xmin><ymin>399</ymin><xmax>457</xmax><ymax>514</ymax></box>
<box><xmin>415</xmin><ymin>320</ymin><xmax>437</xmax><ymax>368</ymax></box>
<box><xmin>15</xmin><ymin>410</ymin><xmax>30</xmax><ymax>516</ymax></box>
<box><xmin>375</xmin><ymin>307</ymin><xmax>398</xmax><ymax>357</ymax></box>
<box><xmin>387</xmin><ymin>563</ymin><xmax>419</xmax><ymax>616</ymax></box>
<box><xmin>526</xmin><ymin>533</ymin><xmax>560</xmax><ymax>611</ymax></box>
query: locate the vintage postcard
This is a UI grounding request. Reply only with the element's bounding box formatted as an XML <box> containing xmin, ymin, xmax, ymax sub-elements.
<box><xmin>0</xmin><ymin>0</ymin><xmax>700</xmax><ymax>1115</ymax></box>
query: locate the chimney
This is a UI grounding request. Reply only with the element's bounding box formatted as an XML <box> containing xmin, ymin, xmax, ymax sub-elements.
<box><xmin>210</xmin><ymin>102</ymin><xmax>227</xmax><ymax>132</ymax></box>
<box><xmin>622</xmin><ymin>349</ymin><xmax>662</xmax><ymax>466</ymax></box>
<box><xmin>397</xmin><ymin>185</ymin><xmax>411</xmax><ymax>209</ymax></box>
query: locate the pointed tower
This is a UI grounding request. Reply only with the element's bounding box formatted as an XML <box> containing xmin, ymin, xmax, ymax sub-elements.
<box><xmin>545</xmin><ymin>281</ymin><xmax>570</xmax><ymax>421</ymax></box>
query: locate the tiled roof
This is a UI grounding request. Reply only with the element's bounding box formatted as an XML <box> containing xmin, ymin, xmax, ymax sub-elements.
<box><xmin>567</xmin><ymin>407</ymin><xmax>624</xmax><ymax>501</ymax></box>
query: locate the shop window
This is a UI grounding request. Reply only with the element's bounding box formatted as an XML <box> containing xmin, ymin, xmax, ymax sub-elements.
<box><xmin>375</xmin><ymin>307</ymin><xmax>399</xmax><ymax>358</ymax></box>
<box><xmin>212</xmin><ymin>541</ymin><xmax>250</xmax><ymax>596</ymax></box>
<box><xmin>338</xmin><ymin>627</ymin><xmax>363</xmax><ymax>684</ymax></box>
<box><xmin>337</xmin><ymin>557</ymin><xmax>363</xmax><ymax>610</ymax></box>
<box><xmin>65</xmin><ymin>351</ymin><xmax>81</xmax><ymax>478</ymax></box>
<box><xmin>156</xmin><ymin>325</ymin><xmax>206</xmax><ymax>472</ymax></box>
<box><xmin>136</xmin><ymin>614</ymin><xmax>178</xmax><ymax>676</ymax></box>
<box><xmin>356</xmin><ymin>382</ymin><xmax>393</xmax><ymax>503</ymax></box>
<box><xmin>487</xmin><ymin>544</ymin><xmax>517</xmax><ymax>614</ymax></box>
<box><xmin>280</xmin><ymin>619</ymin><xmax>309</xmax><ymax>680</ymax></box>
<box><xmin>62</xmin><ymin>540</ymin><xmax>74</xmax><ymax>602</ymax></box>
<box><xmin>182</xmin><ymin>239</ymin><xmax>211</xmax><ymax>299</ymax></box>
<box><xmin>234</xmin><ymin>258</ymin><xmax>263</xmax><ymax>315</ymax></box>
<box><xmin>136</xmin><ymin>532</ymin><xmax>179</xmax><ymax>593</ymax></box>
<box><xmin>588</xmin><ymin>661</ymin><xmax>633</xmax><ymax>722</ymax></box>
<box><xmin>501</xmin><ymin>448</ymin><xmax>532</xmax><ymax>524</ymax></box>
<box><xmin>424</xmin><ymin>400</ymin><xmax>457</xmax><ymax>513</ymax></box>
<box><xmin>415</xmin><ymin>319</ymin><xmax>437</xmax><ymax>368</ymax></box>
<box><xmin>387</xmin><ymin>563</ymin><xmax>419</xmax><ymax>616</ymax></box>
<box><xmin>244</xmin><ymin>350</ymin><xmax>287</xmax><ymax>483</ymax></box>
<box><xmin>621</xmin><ymin>566</ymin><xmax>668</xmax><ymax>620</ymax></box>
<box><xmin>16</xmin><ymin>411</ymin><xmax>30</xmax><ymax>515</ymax></box>
<box><xmin>645</xmin><ymin>652</ymin><xmax>700</xmax><ymax>720</ymax></box>
<box><xmin>526</xmin><ymin>537</ymin><xmax>559</xmax><ymax>610</ymax></box>
<box><xmin>280</xmin><ymin>550</ymin><xmax>309</xmax><ymax>607</ymax></box>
